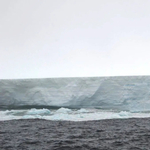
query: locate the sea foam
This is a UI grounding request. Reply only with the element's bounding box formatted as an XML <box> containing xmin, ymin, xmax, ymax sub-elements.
<box><xmin>0</xmin><ymin>108</ymin><xmax>150</xmax><ymax>121</ymax></box>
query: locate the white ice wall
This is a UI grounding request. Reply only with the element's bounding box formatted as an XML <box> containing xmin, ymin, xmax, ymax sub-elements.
<box><xmin>0</xmin><ymin>76</ymin><xmax>150</xmax><ymax>111</ymax></box>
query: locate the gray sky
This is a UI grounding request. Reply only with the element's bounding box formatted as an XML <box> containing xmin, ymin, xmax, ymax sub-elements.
<box><xmin>0</xmin><ymin>0</ymin><xmax>150</xmax><ymax>79</ymax></box>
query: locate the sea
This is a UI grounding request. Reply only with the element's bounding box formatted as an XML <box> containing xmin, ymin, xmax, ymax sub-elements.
<box><xmin>1</xmin><ymin>76</ymin><xmax>150</xmax><ymax>121</ymax></box>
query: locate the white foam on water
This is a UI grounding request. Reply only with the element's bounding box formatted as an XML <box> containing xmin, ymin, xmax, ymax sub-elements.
<box><xmin>0</xmin><ymin>110</ymin><xmax>22</xmax><ymax>121</ymax></box>
<box><xmin>55</xmin><ymin>107</ymin><xmax>72</xmax><ymax>113</ymax></box>
<box><xmin>77</xmin><ymin>108</ymin><xmax>89</xmax><ymax>113</ymax></box>
<box><xmin>1</xmin><ymin>108</ymin><xmax>150</xmax><ymax>121</ymax></box>
<box><xmin>26</xmin><ymin>108</ymin><xmax>51</xmax><ymax>115</ymax></box>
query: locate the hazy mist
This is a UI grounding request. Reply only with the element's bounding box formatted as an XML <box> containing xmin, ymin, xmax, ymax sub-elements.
<box><xmin>0</xmin><ymin>0</ymin><xmax>150</xmax><ymax>79</ymax></box>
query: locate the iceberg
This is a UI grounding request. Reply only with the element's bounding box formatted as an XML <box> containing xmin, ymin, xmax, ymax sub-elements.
<box><xmin>0</xmin><ymin>76</ymin><xmax>150</xmax><ymax>112</ymax></box>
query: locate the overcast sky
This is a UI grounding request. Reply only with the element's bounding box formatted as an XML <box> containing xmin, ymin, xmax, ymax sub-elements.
<box><xmin>0</xmin><ymin>0</ymin><xmax>150</xmax><ymax>79</ymax></box>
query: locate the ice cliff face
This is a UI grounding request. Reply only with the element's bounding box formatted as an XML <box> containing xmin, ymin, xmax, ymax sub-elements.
<box><xmin>0</xmin><ymin>76</ymin><xmax>150</xmax><ymax>111</ymax></box>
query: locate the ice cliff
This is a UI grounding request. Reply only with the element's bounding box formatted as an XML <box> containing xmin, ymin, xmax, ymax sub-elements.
<box><xmin>0</xmin><ymin>76</ymin><xmax>150</xmax><ymax>111</ymax></box>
